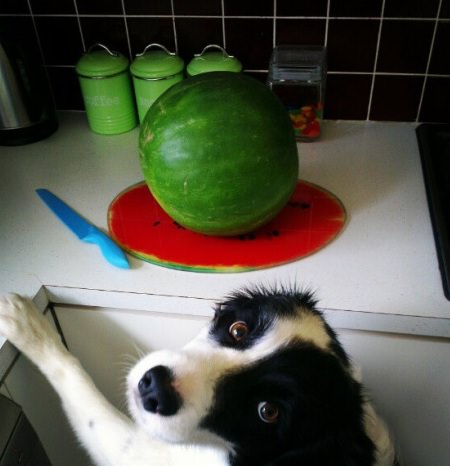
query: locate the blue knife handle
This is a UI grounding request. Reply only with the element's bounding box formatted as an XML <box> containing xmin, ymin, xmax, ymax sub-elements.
<box><xmin>83</xmin><ymin>226</ymin><xmax>130</xmax><ymax>269</ymax></box>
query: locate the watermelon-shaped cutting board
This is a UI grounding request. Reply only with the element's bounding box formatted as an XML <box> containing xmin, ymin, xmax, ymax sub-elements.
<box><xmin>108</xmin><ymin>181</ymin><xmax>346</xmax><ymax>272</ymax></box>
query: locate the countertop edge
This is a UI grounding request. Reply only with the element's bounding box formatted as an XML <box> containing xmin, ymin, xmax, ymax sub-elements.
<box><xmin>42</xmin><ymin>284</ymin><xmax>450</xmax><ymax>339</ymax></box>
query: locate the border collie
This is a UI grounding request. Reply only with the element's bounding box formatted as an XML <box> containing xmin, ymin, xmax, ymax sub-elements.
<box><xmin>0</xmin><ymin>286</ymin><xmax>398</xmax><ymax>466</ymax></box>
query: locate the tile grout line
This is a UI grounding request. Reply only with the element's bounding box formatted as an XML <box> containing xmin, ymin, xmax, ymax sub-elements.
<box><xmin>170</xmin><ymin>0</ymin><xmax>179</xmax><ymax>54</ymax></box>
<box><xmin>221</xmin><ymin>0</ymin><xmax>226</xmax><ymax>49</ymax></box>
<box><xmin>328</xmin><ymin>71</ymin><xmax>450</xmax><ymax>77</ymax></box>
<box><xmin>273</xmin><ymin>0</ymin><xmax>277</xmax><ymax>47</ymax></box>
<box><xmin>324</xmin><ymin>0</ymin><xmax>331</xmax><ymax>46</ymax></box>
<box><xmin>26</xmin><ymin>0</ymin><xmax>44</xmax><ymax>60</ymax></box>
<box><xmin>27</xmin><ymin>66</ymin><xmax>450</xmax><ymax>81</ymax></box>
<box><xmin>121</xmin><ymin>0</ymin><xmax>132</xmax><ymax>58</ymax></box>
<box><xmin>72</xmin><ymin>0</ymin><xmax>86</xmax><ymax>52</ymax></box>
<box><xmin>26</xmin><ymin>0</ymin><xmax>58</xmax><ymax>107</ymax></box>
<box><xmin>1</xmin><ymin>12</ymin><xmax>448</xmax><ymax>21</ymax></box>
<box><xmin>366</xmin><ymin>0</ymin><xmax>386</xmax><ymax>121</ymax></box>
<box><xmin>416</xmin><ymin>0</ymin><xmax>443</xmax><ymax>122</ymax></box>
<box><xmin>39</xmin><ymin>64</ymin><xmax>450</xmax><ymax>79</ymax></box>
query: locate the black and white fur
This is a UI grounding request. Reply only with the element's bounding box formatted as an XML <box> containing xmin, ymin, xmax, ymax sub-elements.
<box><xmin>0</xmin><ymin>286</ymin><xmax>397</xmax><ymax>465</ymax></box>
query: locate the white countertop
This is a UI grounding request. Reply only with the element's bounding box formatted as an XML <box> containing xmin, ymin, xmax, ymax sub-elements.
<box><xmin>1</xmin><ymin>112</ymin><xmax>449</xmax><ymax>355</ymax></box>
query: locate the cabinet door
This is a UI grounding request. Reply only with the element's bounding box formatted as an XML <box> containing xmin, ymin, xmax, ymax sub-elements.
<box><xmin>53</xmin><ymin>306</ymin><xmax>209</xmax><ymax>410</ymax></box>
<box><xmin>338</xmin><ymin>330</ymin><xmax>450</xmax><ymax>466</ymax></box>
<box><xmin>4</xmin><ymin>306</ymin><xmax>208</xmax><ymax>466</ymax></box>
<box><xmin>55</xmin><ymin>307</ymin><xmax>450</xmax><ymax>466</ymax></box>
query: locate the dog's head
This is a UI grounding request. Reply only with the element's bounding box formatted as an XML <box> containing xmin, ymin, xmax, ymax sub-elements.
<box><xmin>127</xmin><ymin>285</ymin><xmax>376</xmax><ymax>465</ymax></box>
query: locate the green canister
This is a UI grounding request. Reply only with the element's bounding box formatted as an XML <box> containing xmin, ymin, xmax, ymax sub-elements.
<box><xmin>187</xmin><ymin>45</ymin><xmax>242</xmax><ymax>76</ymax></box>
<box><xmin>75</xmin><ymin>43</ymin><xmax>137</xmax><ymax>135</ymax></box>
<box><xmin>130</xmin><ymin>44</ymin><xmax>184</xmax><ymax>123</ymax></box>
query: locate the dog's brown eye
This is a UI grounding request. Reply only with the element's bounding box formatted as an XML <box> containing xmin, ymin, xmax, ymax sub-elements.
<box><xmin>229</xmin><ymin>321</ymin><xmax>248</xmax><ymax>341</ymax></box>
<box><xmin>258</xmin><ymin>402</ymin><xmax>279</xmax><ymax>423</ymax></box>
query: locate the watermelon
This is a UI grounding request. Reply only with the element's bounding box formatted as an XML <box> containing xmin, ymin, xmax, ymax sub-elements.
<box><xmin>139</xmin><ymin>72</ymin><xmax>299</xmax><ymax>236</ymax></box>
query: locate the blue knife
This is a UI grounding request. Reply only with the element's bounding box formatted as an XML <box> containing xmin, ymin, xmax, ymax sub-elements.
<box><xmin>36</xmin><ymin>189</ymin><xmax>129</xmax><ymax>269</ymax></box>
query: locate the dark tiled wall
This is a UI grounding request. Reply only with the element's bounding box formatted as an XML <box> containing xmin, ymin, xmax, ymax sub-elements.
<box><xmin>1</xmin><ymin>0</ymin><xmax>449</xmax><ymax>122</ymax></box>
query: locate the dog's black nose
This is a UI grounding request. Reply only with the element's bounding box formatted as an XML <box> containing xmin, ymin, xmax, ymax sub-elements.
<box><xmin>138</xmin><ymin>365</ymin><xmax>181</xmax><ymax>416</ymax></box>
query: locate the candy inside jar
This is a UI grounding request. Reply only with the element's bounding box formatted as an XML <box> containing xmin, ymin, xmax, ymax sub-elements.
<box><xmin>268</xmin><ymin>46</ymin><xmax>326</xmax><ymax>141</ymax></box>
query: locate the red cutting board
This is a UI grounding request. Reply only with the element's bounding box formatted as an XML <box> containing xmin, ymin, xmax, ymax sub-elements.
<box><xmin>108</xmin><ymin>181</ymin><xmax>346</xmax><ymax>272</ymax></box>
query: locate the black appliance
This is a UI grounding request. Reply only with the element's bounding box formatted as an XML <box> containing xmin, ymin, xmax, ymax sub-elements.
<box><xmin>416</xmin><ymin>123</ymin><xmax>450</xmax><ymax>301</ymax></box>
<box><xmin>0</xmin><ymin>394</ymin><xmax>53</xmax><ymax>466</ymax></box>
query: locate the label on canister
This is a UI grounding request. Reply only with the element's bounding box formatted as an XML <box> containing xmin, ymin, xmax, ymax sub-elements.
<box><xmin>76</xmin><ymin>44</ymin><xmax>137</xmax><ymax>135</ymax></box>
<box><xmin>131</xmin><ymin>44</ymin><xmax>184</xmax><ymax>123</ymax></box>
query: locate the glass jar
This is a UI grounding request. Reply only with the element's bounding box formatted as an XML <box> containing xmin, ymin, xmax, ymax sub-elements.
<box><xmin>268</xmin><ymin>45</ymin><xmax>326</xmax><ymax>141</ymax></box>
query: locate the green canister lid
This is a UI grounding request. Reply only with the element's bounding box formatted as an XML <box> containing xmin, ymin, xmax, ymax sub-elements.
<box><xmin>75</xmin><ymin>43</ymin><xmax>129</xmax><ymax>78</ymax></box>
<box><xmin>130</xmin><ymin>43</ymin><xmax>184</xmax><ymax>79</ymax></box>
<box><xmin>187</xmin><ymin>45</ymin><xmax>242</xmax><ymax>76</ymax></box>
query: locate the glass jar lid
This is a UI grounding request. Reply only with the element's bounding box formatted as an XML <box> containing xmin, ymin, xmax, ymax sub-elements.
<box><xmin>75</xmin><ymin>43</ymin><xmax>129</xmax><ymax>78</ymax></box>
<box><xmin>187</xmin><ymin>45</ymin><xmax>242</xmax><ymax>76</ymax></box>
<box><xmin>268</xmin><ymin>45</ymin><xmax>326</xmax><ymax>82</ymax></box>
<box><xmin>130</xmin><ymin>43</ymin><xmax>184</xmax><ymax>79</ymax></box>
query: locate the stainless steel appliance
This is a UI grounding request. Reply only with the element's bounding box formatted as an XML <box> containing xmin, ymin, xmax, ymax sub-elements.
<box><xmin>0</xmin><ymin>27</ymin><xmax>58</xmax><ymax>145</ymax></box>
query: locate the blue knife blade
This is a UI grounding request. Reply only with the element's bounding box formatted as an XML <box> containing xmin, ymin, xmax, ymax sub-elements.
<box><xmin>36</xmin><ymin>189</ymin><xmax>129</xmax><ymax>269</ymax></box>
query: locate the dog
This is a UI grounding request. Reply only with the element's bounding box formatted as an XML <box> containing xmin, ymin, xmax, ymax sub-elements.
<box><xmin>0</xmin><ymin>285</ymin><xmax>397</xmax><ymax>466</ymax></box>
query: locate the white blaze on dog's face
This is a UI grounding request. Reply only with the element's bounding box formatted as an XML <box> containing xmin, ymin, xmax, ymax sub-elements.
<box><xmin>127</xmin><ymin>330</ymin><xmax>245</xmax><ymax>445</ymax></box>
<box><xmin>126</xmin><ymin>286</ymin><xmax>375</xmax><ymax>464</ymax></box>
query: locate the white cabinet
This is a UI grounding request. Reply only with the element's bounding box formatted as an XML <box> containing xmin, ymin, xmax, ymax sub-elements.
<box><xmin>2</xmin><ymin>306</ymin><xmax>208</xmax><ymax>466</ymax></box>
<box><xmin>338</xmin><ymin>330</ymin><xmax>450</xmax><ymax>466</ymax></box>
<box><xmin>2</xmin><ymin>305</ymin><xmax>450</xmax><ymax>466</ymax></box>
<box><xmin>53</xmin><ymin>306</ymin><xmax>209</xmax><ymax>409</ymax></box>
<box><xmin>2</xmin><ymin>313</ymin><xmax>91</xmax><ymax>466</ymax></box>
<box><xmin>3</xmin><ymin>352</ymin><xmax>91</xmax><ymax>466</ymax></box>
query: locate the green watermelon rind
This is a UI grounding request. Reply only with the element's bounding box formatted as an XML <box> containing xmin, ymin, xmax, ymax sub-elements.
<box><xmin>139</xmin><ymin>72</ymin><xmax>299</xmax><ymax>236</ymax></box>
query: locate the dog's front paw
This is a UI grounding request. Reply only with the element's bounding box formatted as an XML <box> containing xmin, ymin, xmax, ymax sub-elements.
<box><xmin>0</xmin><ymin>294</ymin><xmax>60</xmax><ymax>356</ymax></box>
